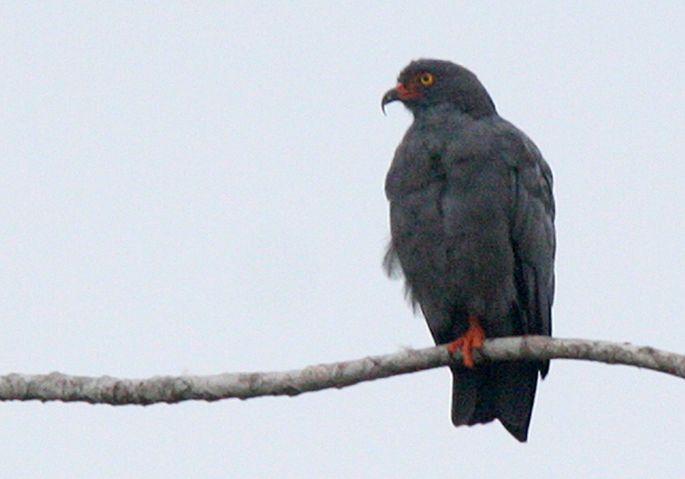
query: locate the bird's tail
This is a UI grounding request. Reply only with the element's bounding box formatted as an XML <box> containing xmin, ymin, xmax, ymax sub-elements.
<box><xmin>450</xmin><ymin>361</ymin><xmax>540</xmax><ymax>442</ymax></box>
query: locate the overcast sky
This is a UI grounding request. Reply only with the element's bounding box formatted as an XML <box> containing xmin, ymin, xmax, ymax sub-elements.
<box><xmin>2</xmin><ymin>2</ymin><xmax>684</xmax><ymax>478</ymax></box>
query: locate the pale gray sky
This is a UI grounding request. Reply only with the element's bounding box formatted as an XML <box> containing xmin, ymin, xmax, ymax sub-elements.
<box><xmin>1</xmin><ymin>2</ymin><xmax>684</xmax><ymax>478</ymax></box>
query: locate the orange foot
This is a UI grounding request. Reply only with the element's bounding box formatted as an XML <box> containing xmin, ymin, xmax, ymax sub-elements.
<box><xmin>446</xmin><ymin>315</ymin><xmax>485</xmax><ymax>368</ymax></box>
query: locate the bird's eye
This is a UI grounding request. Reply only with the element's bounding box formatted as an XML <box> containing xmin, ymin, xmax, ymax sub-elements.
<box><xmin>418</xmin><ymin>72</ymin><xmax>434</xmax><ymax>86</ymax></box>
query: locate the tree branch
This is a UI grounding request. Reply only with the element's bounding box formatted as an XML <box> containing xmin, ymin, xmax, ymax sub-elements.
<box><xmin>1</xmin><ymin>337</ymin><xmax>683</xmax><ymax>405</ymax></box>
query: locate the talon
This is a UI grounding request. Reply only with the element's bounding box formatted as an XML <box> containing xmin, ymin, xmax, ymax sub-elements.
<box><xmin>446</xmin><ymin>315</ymin><xmax>485</xmax><ymax>368</ymax></box>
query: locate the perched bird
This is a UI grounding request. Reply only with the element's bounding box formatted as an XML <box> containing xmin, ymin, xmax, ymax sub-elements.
<box><xmin>382</xmin><ymin>59</ymin><xmax>555</xmax><ymax>442</ymax></box>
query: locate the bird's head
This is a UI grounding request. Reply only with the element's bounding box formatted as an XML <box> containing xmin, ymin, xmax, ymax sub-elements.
<box><xmin>381</xmin><ymin>59</ymin><xmax>496</xmax><ymax>118</ymax></box>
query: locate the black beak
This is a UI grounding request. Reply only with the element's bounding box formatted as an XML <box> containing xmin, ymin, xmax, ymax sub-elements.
<box><xmin>381</xmin><ymin>87</ymin><xmax>400</xmax><ymax>115</ymax></box>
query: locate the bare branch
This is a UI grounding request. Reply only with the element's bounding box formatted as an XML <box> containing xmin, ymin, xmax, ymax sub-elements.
<box><xmin>1</xmin><ymin>337</ymin><xmax>683</xmax><ymax>405</ymax></box>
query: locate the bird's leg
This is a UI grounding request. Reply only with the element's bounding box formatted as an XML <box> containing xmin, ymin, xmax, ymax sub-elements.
<box><xmin>446</xmin><ymin>315</ymin><xmax>485</xmax><ymax>368</ymax></box>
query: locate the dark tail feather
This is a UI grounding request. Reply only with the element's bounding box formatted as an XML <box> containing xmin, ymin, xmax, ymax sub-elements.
<box><xmin>451</xmin><ymin>362</ymin><xmax>540</xmax><ymax>442</ymax></box>
<box><xmin>450</xmin><ymin>367</ymin><xmax>494</xmax><ymax>427</ymax></box>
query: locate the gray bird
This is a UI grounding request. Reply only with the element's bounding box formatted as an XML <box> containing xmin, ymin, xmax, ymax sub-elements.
<box><xmin>382</xmin><ymin>59</ymin><xmax>555</xmax><ymax>442</ymax></box>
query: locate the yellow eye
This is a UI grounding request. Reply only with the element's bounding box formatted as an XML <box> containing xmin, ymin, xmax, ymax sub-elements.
<box><xmin>418</xmin><ymin>72</ymin><xmax>434</xmax><ymax>86</ymax></box>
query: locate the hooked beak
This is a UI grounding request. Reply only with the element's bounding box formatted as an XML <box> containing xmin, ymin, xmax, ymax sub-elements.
<box><xmin>381</xmin><ymin>87</ymin><xmax>400</xmax><ymax>115</ymax></box>
<box><xmin>381</xmin><ymin>83</ymin><xmax>418</xmax><ymax>114</ymax></box>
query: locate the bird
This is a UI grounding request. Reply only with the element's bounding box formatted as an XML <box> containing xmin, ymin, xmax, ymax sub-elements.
<box><xmin>381</xmin><ymin>59</ymin><xmax>555</xmax><ymax>442</ymax></box>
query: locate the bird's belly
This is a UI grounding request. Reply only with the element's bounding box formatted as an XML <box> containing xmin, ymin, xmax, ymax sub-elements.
<box><xmin>393</xmin><ymin>185</ymin><xmax>516</xmax><ymax>322</ymax></box>
<box><xmin>444</xmin><ymin>229</ymin><xmax>515</xmax><ymax>318</ymax></box>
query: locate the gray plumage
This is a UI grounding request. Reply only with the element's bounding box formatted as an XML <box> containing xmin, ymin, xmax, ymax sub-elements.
<box><xmin>382</xmin><ymin>59</ymin><xmax>555</xmax><ymax>442</ymax></box>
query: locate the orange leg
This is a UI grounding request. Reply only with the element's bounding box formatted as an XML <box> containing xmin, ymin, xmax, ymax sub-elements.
<box><xmin>446</xmin><ymin>315</ymin><xmax>485</xmax><ymax>368</ymax></box>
